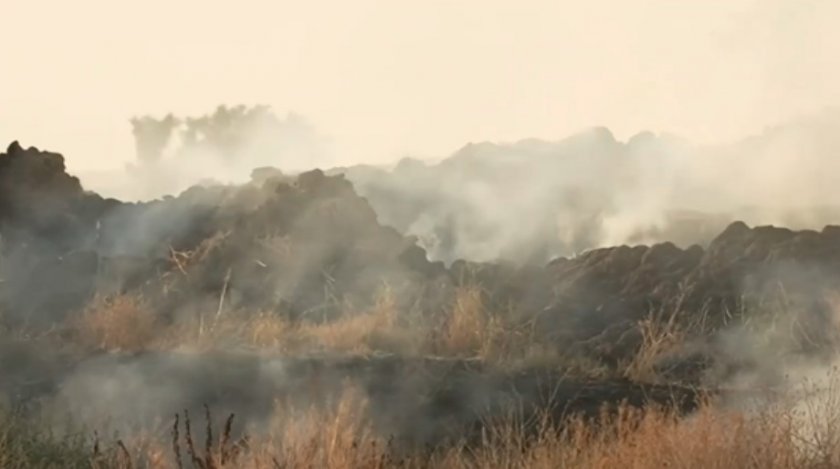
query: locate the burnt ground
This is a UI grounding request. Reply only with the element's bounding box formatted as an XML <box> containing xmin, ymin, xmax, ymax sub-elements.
<box><xmin>0</xmin><ymin>341</ymin><xmax>703</xmax><ymax>449</ymax></box>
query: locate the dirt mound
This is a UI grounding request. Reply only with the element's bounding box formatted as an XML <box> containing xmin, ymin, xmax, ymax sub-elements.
<box><xmin>0</xmin><ymin>143</ymin><xmax>447</xmax><ymax>325</ymax></box>
<box><xmin>0</xmin><ymin>142</ymin><xmax>118</xmax><ymax>321</ymax></box>
<box><xmin>537</xmin><ymin>221</ymin><xmax>840</xmax><ymax>372</ymax></box>
<box><xmin>0</xmin><ymin>141</ymin><xmax>116</xmax><ymax>249</ymax></box>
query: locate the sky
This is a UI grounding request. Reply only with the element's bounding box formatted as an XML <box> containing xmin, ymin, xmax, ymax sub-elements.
<box><xmin>1</xmin><ymin>0</ymin><xmax>839</xmax><ymax>173</ymax></box>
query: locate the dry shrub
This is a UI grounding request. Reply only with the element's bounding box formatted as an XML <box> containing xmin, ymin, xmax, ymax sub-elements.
<box><xmin>425</xmin><ymin>285</ymin><xmax>509</xmax><ymax>359</ymax></box>
<box><xmin>297</xmin><ymin>287</ymin><xmax>403</xmax><ymax>354</ymax></box>
<box><xmin>254</xmin><ymin>385</ymin><xmax>391</xmax><ymax>468</ymax></box>
<box><xmin>621</xmin><ymin>310</ymin><xmax>684</xmax><ymax>382</ymax></box>
<box><xmin>620</xmin><ymin>299</ymin><xmax>713</xmax><ymax>382</ymax></box>
<box><xmin>166</xmin><ymin>286</ymin><xmax>407</xmax><ymax>355</ymax></box>
<box><xmin>172</xmin><ymin>311</ymin><xmax>298</xmax><ymax>352</ymax></box>
<box><xmin>444</xmin><ymin>285</ymin><xmax>489</xmax><ymax>355</ymax></box>
<box><xmin>248</xmin><ymin>312</ymin><xmax>296</xmax><ymax>349</ymax></box>
<box><xmin>165</xmin><ymin>231</ymin><xmax>231</xmax><ymax>278</ymax></box>
<box><xmin>75</xmin><ymin>294</ymin><xmax>158</xmax><ymax>352</ymax></box>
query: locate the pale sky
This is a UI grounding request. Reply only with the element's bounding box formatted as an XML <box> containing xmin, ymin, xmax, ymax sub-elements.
<box><xmin>2</xmin><ymin>0</ymin><xmax>839</xmax><ymax>173</ymax></box>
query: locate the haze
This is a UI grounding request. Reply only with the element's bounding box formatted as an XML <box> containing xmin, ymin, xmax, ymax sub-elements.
<box><xmin>2</xmin><ymin>0</ymin><xmax>839</xmax><ymax>174</ymax></box>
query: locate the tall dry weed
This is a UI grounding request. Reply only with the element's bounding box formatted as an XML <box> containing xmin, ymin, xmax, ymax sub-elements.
<box><xmin>295</xmin><ymin>286</ymin><xmax>405</xmax><ymax>354</ymax></box>
<box><xmin>426</xmin><ymin>285</ymin><xmax>507</xmax><ymax>358</ymax></box>
<box><xmin>74</xmin><ymin>294</ymin><xmax>158</xmax><ymax>352</ymax></box>
<box><xmin>621</xmin><ymin>296</ymin><xmax>712</xmax><ymax>382</ymax></box>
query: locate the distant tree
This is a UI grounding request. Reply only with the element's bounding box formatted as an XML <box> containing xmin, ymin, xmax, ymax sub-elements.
<box><xmin>180</xmin><ymin>105</ymin><xmax>278</xmax><ymax>160</ymax></box>
<box><xmin>129</xmin><ymin>114</ymin><xmax>180</xmax><ymax>164</ymax></box>
<box><xmin>129</xmin><ymin>105</ymin><xmax>327</xmax><ymax>170</ymax></box>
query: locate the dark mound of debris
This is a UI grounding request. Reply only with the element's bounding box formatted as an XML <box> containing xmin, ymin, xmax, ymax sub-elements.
<box><xmin>538</xmin><ymin>221</ymin><xmax>840</xmax><ymax>378</ymax></box>
<box><xmin>0</xmin><ymin>142</ymin><xmax>449</xmax><ymax>326</ymax></box>
<box><xmin>327</xmin><ymin>114</ymin><xmax>840</xmax><ymax>264</ymax></box>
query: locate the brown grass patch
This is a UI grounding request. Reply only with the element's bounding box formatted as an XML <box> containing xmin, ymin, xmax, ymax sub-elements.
<box><xmin>20</xmin><ymin>392</ymin><xmax>840</xmax><ymax>469</ymax></box>
<box><xmin>66</xmin><ymin>284</ymin><xmax>544</xmax><ymax>361</ymax></box>
<box><xmin>154</xmin><ymin>286</ymin><xmax>410</xmax><ymax>355</ymax></box>
<box><xmin>296</xmin><ymin>288</ymin><xmax>401</xmax><ymax>354</ymax></box>
<box><xmin>74</xmin><ymin>294</ymin><xmax>158</xmax><ymax>352</ymax></box>
<box><xmin>422</xmin><ymin>285</ymin><xmax>531</xmax><ymax>361</ymax></box>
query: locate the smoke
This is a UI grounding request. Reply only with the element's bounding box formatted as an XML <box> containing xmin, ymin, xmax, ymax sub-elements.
<box><xmin>10</xmin><ymin>132</ymin><xmax>840</xmax><ymax>453</ymax></box>
<box><xmin>3</xmin><ymin>2</ymin><xmax>840</xmax><ymax>458</ymax></box>
<box><xmin>651</xmin><ymin>257</ymin><xmax>840</xmax><ymax>442</ymax></box>
<box><xmin>332</xmin><ymin>108</ymin><xmax>840</xmax><ymax>264</ymax></box>
<box><xmin>9</xmin><ymin>106</ymin><xmax>840</xmax><ymax>454</ymax></box>
<box><xmin>86</xmin><ymin>105</ymin><xmax>334</xmax><ymax>201</ymax></box>
<box><xmin>77</xmin><ymin>105</ymin><xmax>840</xmax><ymax>265</ymax></box>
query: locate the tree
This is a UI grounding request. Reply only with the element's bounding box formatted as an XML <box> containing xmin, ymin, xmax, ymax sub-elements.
<box><xmin>129</xmin><ymin>114</ymin><xmax>180</xmax><ymax>164</ymax></box>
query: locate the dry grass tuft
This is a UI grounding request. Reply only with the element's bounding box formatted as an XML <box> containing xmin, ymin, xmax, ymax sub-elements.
<box><xmin>621</xmin><ymin>308</ymin><xmax>686</xmax><ymax>382</ymax></box>
<box><xmin>425</xmin><ymin>285</ymin><xmax>508</xmax><ymax>359</ymax></box>
<box><xmin>296</xmin><ymin>287</ymin><xmax>402</xmax><ymax>354</ymax></box>
<box><xmin>621</xmin><ymin>297</ymin><xmax>713</xmax><ymax>382</ymax></box>
<box><xmin>256</xmin><ymin>385</ymin><xmax>391</xmax><ymax>468</ymax></box>
<box><xmin>247</xmin><ymin>313</ymin><xmax>296</xmax><ymax>350</ymax></box>
<box><xmin>74</xmin><ymin>294</ymin><xmax>158</xmax><ymax>352</ymax></box>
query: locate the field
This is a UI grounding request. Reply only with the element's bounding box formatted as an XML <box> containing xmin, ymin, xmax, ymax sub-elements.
<box><xmin>3</xmin><ymin>283</ymin><xmax>840</xmax><ymax>468</ymax></box>
<box><xmin>4</xmin><ymin>142</ymin><xmax>840</xmax><ymax>467</ymax></box>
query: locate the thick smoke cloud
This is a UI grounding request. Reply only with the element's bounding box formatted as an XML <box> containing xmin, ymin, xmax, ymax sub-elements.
<box><xmin>334</xmin><ymin>108</ymin><xmax>840</xmax><ymax>264</ymax></box>
<box><xmin>82</xmin><ymin>106</ymin><xmax>840</xmax><ymax>265</ymax></box>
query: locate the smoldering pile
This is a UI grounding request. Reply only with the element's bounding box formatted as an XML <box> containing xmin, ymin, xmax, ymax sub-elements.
<box><xmin>0</xmin><ymin>141</ymin><xmax>451</xmax><ymax>328</ymax></box>
<box><xmin>119</xmin><ymin>106</ymin><xmax>840</xmax><ymax>266</ymax></box>
<box><xmin>4</xmin><ymin>140</ymin><xmax>840</xmax><ymax>445</ymax></box>
<box><xmin>328</xmin><ymin>113</ymin><xmax>840</xmax><ymax>265</ymax></box>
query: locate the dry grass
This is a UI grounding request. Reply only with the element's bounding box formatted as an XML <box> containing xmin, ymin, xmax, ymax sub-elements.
<box><xmin>246</xmin><ymin>312</ymin><xmax>297</xmax><ymax>349</ymax></box>
<box><xmin>66</xmin><ymin>284</ymin><xmax>531</xmax><ymax>360</ymax></box>
<box><xmin>430</xmin><ymin>285</ymin><xmax>493</xmax><ymax>356</ymax></box>
<box><xmin>295</xmin><ymin>288</ymin><xmax>403</xmax><ymax>354</ymax></box>
<box><xmin>422</xmin><ymin>285</ymin><xmax>528</xmax><ymax>361</ymax></box>
<box><xmin>620</xmin><ymin>295</ymin><xmax>715</xmax><ymax>383</ymax></box>
<box><xmin>9</xmin><ymin>389</ymin><xmax>840</xmax><ymax>469</ymax></box>
<box><xmin>621</xmin><ymin>307</ymin><xmax>688</xmax><ymax>382</ymax></box>
<box><xmin>257</xmin><ymin>385</ymin><xmax>388</xmax><ymax>468</ymax></box>
<box><xmin>147</xmin><ymin>286</ymin><xmax>410</xmax><ymax>355</ymax></box>
<box><xmin>74</xmin><ymin>294</ymin><xmax>159</xmax><ymax>352</ymax></box>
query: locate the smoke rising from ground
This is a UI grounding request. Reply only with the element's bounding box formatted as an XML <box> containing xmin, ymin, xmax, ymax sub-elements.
<box><xmin>83</xmin><ymin>105</ymin><xmax>840</xmax><ymax>264</ymax></box>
